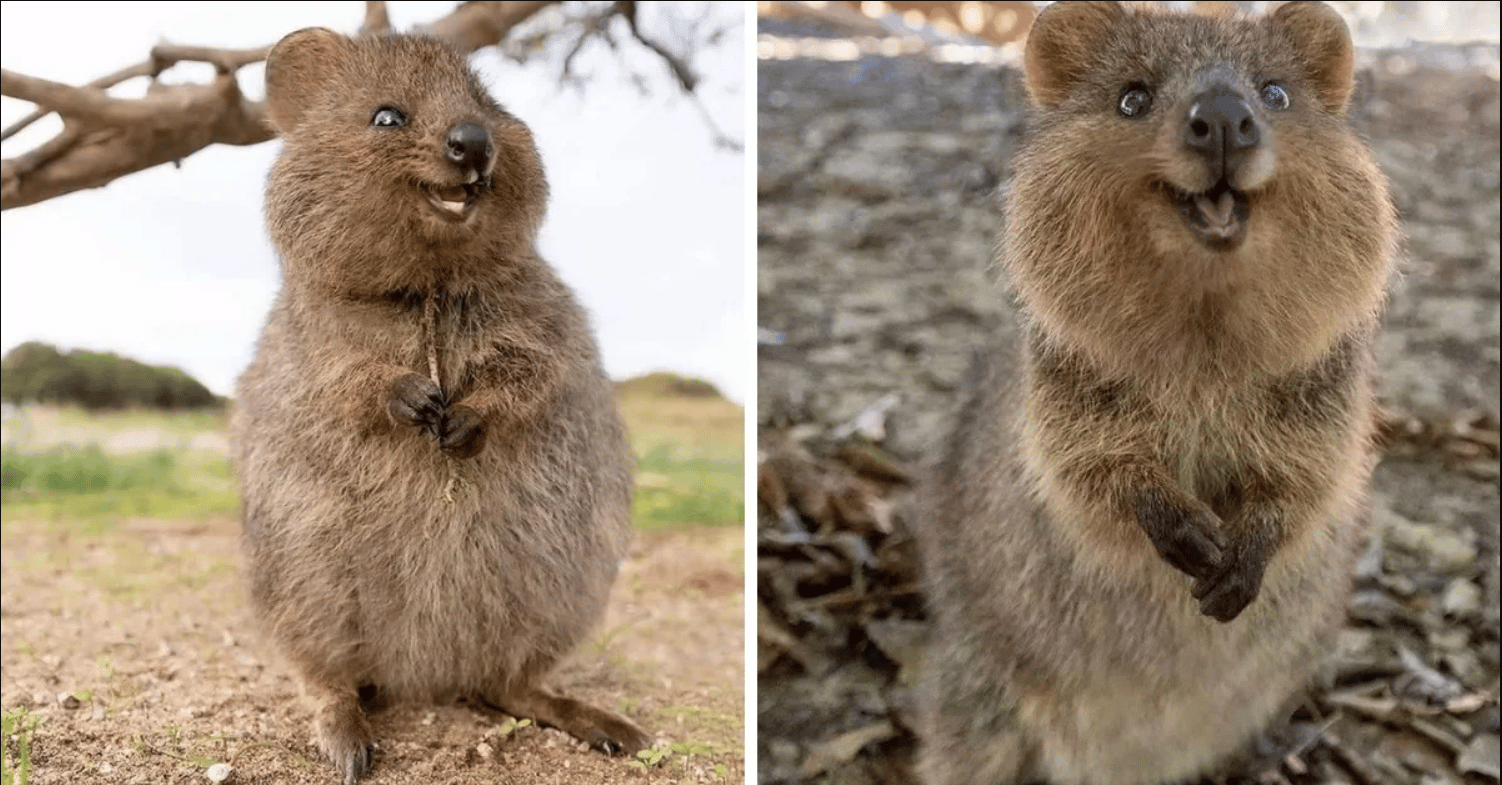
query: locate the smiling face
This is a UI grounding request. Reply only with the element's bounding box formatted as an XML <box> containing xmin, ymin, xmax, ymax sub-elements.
<box><xmin>263</xmin><ymin>29</ymin><xmax>548</xmax><ymax>294</ymax></box>
<box><xmin>1020</xmin><ymin>1</ymin><xmax>1356</xmax><ymax>253</ymax></box>
<box><xmin>1003</xmin><ymin>1</ymin><xmax>1396</xmax><ymax>384</ymax></box>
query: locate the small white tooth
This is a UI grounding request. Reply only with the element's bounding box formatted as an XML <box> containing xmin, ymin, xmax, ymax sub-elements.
<box><xmin>441</xmin><ymin>200</ymin><xmax>465</xmax><ymax>213</ymax></box>
<box><xmin>464</xmin><ymin>171</ymin><xmax>479</xmax><ymax>185</ymax></box>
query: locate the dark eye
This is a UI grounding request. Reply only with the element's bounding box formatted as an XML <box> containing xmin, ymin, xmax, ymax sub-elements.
<box><xmin>371</xmin><ymin>106</ymin><xmax>407</xmax><ymax>128</ymax></box>
<box><xmin>1118</xmin><ymin>86</ymin><xmax>1153</xmax><ymax>118</ymax></box>
<box><xmin>1259</xmin><ymin>83</ymin><xmax>1290</xmax><ymax>111</ymax></box>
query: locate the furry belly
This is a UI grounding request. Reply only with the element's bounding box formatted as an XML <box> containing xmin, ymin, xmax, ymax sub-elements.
<box><xmin>1014</xmin><ymin>554</ymin><xmax>1345</xmax><ymax>785</ymax></box>
<box><xmin>243</xmin><ymin>428</ymin><xmax>622</xmax><ymax>702</ymax></box>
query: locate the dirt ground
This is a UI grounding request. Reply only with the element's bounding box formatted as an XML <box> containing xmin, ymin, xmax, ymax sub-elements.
<box><xmin>756</xmin><ymin>17</ymin><xmax>1500</xmax><ymax>785</ymax></box>
<box><xmin>0</xmin><ymin>517</ymin><xmax>744</xmax><ymax>784</ymax></box>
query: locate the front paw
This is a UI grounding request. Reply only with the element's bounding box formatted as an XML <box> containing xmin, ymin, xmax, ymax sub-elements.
<box><xmin>387</xmin><ymin>374</ymin><xmax>445</xmax><ymax>436</ymax></box>
<box><xmin>438</xmin><ymin>404</ymin><xmax>486</xmax><ymax>459</ymax></box>
<box><xmin>1192</xmin><ymin>545</ymin><xmax>1270</xmax><ymax>623</ymax></box>
<box><xmin>1134</xmin><ymin>489</ymin><xmax>1225</xmax><ymax>581</ymax></box>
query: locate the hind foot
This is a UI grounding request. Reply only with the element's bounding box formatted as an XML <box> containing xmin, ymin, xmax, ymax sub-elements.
<box><xmin>311</xmin><ymin>690</ymin><xmax>376</xmax><ymax>784</ymax></box>
<box><xmin>481</xmin><ymin>685</ymin><xmax>652</xmax><ymax>756</ymax></box>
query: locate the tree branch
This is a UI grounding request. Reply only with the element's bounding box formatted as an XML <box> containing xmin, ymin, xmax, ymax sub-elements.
<box><xmin>359</xmin><ymin>1</ymin><xmax>393</xmax><ymax>37</ymax></box>
<box><xmin>617</xmin><ymin>0</ymin><xmax>697</xmax><ymax>93</ymax></box>
<box><xmin>1</xmin><ymin>0</ymin><xmax>562</xmax><ymax>210</ymax></box>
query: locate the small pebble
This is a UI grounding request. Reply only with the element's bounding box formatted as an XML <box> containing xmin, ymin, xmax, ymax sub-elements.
<box><xmin>1442</xmin><ymin>650</ymin><xmax>1487</xmax><ymax>689</ymax></box>
<box><xmin>1440</xmin><ymin>578</ymin><xmax>1483</xmax><ymax>618</ymax></box>
<box><xmin>1337</xmin><ymin>628</ymin><xmax>1376</xmax><ymax>659</ymax></box>
<box><xmin>58</xmin><ymin>692</ymin><xmax>81</xmax><ymax>709</ymax></box>
<box><xmin>206</xmin><ymin>762</ymin><xmax>233</xmax><ymax>783</ymax></box>
<box><xmin>476</xmin><ymin>741</ymin><xmax>494</xmax><ymax>760</ymax></box>
<box><xmin>421</xmin><ymin>711</ymin><xmax>436</xmax><ymax>726</ymax></box>
<box><xmin>1457</xmin><ymin>733</ymin><xmax>1501</xmax><ymax>780</ymax></box>
<box><xmin>1381</xmin><ymin>515</ymin><xmax>1478</xmax><ymax>574</ymax></box>
<box><xmin>1377</xmin><ymin>573</ymin><xmax>1417</xmax><ymax>597</ymax></box>
<box><xmin>1348</xmin><ymin>590</ymin><xmax>1407</xmax><ymax>626</ymax></box>
<box><xmin>1429</xmin><ymin>627</ymin><xmax>1470</xmax><ymax>652</ymax></box>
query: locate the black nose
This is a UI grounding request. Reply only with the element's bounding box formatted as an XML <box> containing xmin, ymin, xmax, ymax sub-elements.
<box><xmin>1184</xmin><ymin>85</ymin><xmax>1259</xmax><ymax>180</ymax></box>
<box><xmin>445</xmin><ymin>122</ymin><xmax>493</xmax><ymax>173</ymax></box>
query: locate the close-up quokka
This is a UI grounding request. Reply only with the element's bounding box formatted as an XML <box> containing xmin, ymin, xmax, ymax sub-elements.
<box><xmin>916</xmin><ymin>2</ymin><xmax>1398</xmax><ymax>784</ymax></box>
<box><xmin>231</xmin><ymin>28</ymin><xmax>649</xmax><ymax>783</ymax></box>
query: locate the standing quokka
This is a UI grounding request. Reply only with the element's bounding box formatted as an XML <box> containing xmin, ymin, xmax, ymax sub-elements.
<box><xmin>916</xmin><ymin>3</ymin><xmax>1398</xmax><ymax>784</ymax></box>
<box><xmin>231</xmin><ymin>28</ymin><xmax>650</xmax><ymax>783</ymax></box>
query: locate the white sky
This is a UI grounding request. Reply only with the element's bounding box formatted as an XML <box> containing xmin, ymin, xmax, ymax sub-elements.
<box><xmin>0</xmin><ymin>1</ymin><xmax>748</xmax><ymax>403</ymax></box>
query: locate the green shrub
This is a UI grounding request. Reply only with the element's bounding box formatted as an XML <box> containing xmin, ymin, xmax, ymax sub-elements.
<box><xmin>1</xmin><ymin>341</ymin><xmax>217</xmax><ymax>411</ymax></box>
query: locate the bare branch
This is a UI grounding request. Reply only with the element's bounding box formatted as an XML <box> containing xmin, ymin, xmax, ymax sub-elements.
<box><xmin>1</xmin><ymin>61</ymin><xmax>153</xmax><ymax>142</ymax></box>
<box><xmin>560</xmin><ymin>6</ymin><xmax>621</xmax><ymax>86</ymax></box>
<box><xmin>1</xmin><ymin>0</ymin><xmax>561</xmax><ymax>210</ymax></box>
<box><xmin>2</xmin><ymin>0</ymin><xmax>739</xmax><ymax>210</ymax></box>
<box><xmin>618</xmin><ymin>1</ymin><xmax>697</xmax><ymax>92</ymax></box>
<box><xmin>149</xmin><ymin>43</ymin><xmax>274</xmax><ymax>74</ymax></box>
<box><xmin>551</xmin><ymin>1</ymin><xmax>739</xmax><ymax>149</ymax></box>
<box><xmin>418</xmin><ymin>1</ymin><xmax>559</xmax><ymax>53</ymax></box>
<box><xmin>4</xmin><ymin>124</ymin><xmax>81</xmax><ymax>179</ymax></box>
<box><xmin>687</xmin><ymin>89</ymin><xmax>743</xmax><ymax>154</ymax></box>
<box><xmin>0</xmin><ymin>73</ymin><xmax>273</xmax><ymax>209</ymax></box>
<box><xmin>360</xmin><ymin>1</ymin><xmax>393</xmax><ymax>37</ymax></box>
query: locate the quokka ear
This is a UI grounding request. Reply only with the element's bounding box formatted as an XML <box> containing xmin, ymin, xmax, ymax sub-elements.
<box><xmin>264</xmin><ymin>27</ymin><xmax>354</xmax><ymax>135</ymax></box>
<box><xmin>1268</xmin><ymin>1</ymin><xmax>1355</xmax><ymax>114</ymax></box>
<box><xmin>1023</xmin><ymin>1</ymin><xmax>1127</xmax><ymax>109</ymax></box>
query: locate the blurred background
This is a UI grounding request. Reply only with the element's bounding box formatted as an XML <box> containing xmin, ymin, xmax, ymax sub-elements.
<box><xmin>756</xmin><ymin>3</ymin><xmax>1499</xmax><ymax>785</ymax></box>
<box><xmin>1</xmin><ymin>4</ymin><xmax>747</xmax><ymax>782</ymax></box>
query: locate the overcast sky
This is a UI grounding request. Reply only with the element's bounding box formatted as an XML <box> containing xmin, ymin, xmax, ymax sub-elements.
<box><xmin>0</xmin><ymin>1</ymin><xmax>748</xmax><ymax>403</ymax></box>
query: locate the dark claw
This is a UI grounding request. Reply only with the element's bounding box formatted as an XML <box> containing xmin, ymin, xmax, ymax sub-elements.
<box><xmin>594</xmin><ymin>736</ymin><xmax>621</xmax><ymax>756</ymax></box>
<box><xmin>336</xmin><ymin>742</ymin><xmax>373</xmax><ymax>784</ymax></box>
<box><xmin>315</xmin><ymin>704</ymin><xmax>376</xmax><ymax>784</ymax></box>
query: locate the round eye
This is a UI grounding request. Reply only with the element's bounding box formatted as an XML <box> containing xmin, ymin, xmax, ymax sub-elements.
<box><xmin>371</xmin><ymin>107</ymin><xmax>408</xmax><ymax>128</ymax></box>
<box><xmin>1118</xmin><ymin>86</ymin><xmax>1153</xmax><ymax>118</ymax></box>
<box><xmin>1259</xmin><ymin>83</ymin><xmax>1290</xmax><ymax>111</ymax></box>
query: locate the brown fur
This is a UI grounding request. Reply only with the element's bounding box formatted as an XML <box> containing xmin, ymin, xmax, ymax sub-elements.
<box><xmin>231</xmin><ymin>28</ymin><xmax>649</xmax><ymax>783</ymax></box>
<box><xmin>915</xmin><ymin>3</ymin><xmax>1398</xmax><ymax>784</ymax></box>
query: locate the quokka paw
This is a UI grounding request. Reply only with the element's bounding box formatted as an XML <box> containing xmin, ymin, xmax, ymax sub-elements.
<box><xmin>438</xmin><ymin>403</ymin><xmax>486</xmax><ymax>459</ymax></box>
<box><xmin>386</xmin><ymin>373</ymin><xmax>445</xmax><ymax>436</ymax></box>
<box><xmin>313</xmin><ymin>702</ymin><xmax>376</xmax><ymax>784</ymax></box>
<box><xmin>1134</xmin><ymin>488</ymin><xmax>1226</xmax><ymax>582</ymax></box>
<box><xmin>1192</xmin><ymin>542</ymin><xmax>1270</xmax><ymax>622</ymax></box>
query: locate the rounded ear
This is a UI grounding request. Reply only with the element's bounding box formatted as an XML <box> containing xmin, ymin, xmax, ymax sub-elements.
<box><xmin>1023</xmin><ymin>1</ymin><xmax>1126</xmax><ymax>108</ymax></box>
<box><xmin>264</xmin><ymin>27</ymin><xmax>353</xmax><ymax>134</ymax></box>
<box><xmin>1269</xmin><ymin>1</ymin><xmax>1354</xmax><ymax>114</ymax></box>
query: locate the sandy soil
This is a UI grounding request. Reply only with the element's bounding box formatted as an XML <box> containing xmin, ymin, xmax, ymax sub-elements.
<box><xmin>1</xmin><ymin>517</ymin><xmax>744</xmax><ymax>784</ymax></box>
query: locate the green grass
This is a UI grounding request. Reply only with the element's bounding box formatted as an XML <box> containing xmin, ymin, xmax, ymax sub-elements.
<box><xmin>52</xmin><ymin>405</ymin><xmax>229</xmax><ymax>433</ymax></box>
<box><xmin>633</xmin><ymin>441</ymin><xmax>742</xmax><ymax>529</ymax></box>
<box><xmin>620</xmin><ymin>392</ymin><xmax>744</xmax><ymax>530</ymax></box>
<box><xmin>1</xmin><ymin>380</ymin><xmax>745</xmax><ymax>532</ymax></box>
<box><xmin>1</xmin><ymin>444</ymin><xmax>237</xmax><ymax>525</ymax></box>
<box><xmin>1</xmin><ymin>707</ymin><xmax>39</xmax><ymax>785</ymax></box>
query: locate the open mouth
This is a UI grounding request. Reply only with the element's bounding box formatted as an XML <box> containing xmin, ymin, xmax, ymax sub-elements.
<box><xmin>1166</xmin><ymin>179</ymin><xmax>1250</xmax><ymax>248</ymax></box>
<box><xmin>423</xmin><ymin>181</ymin><xmax>483</xmax><ymax>221</ymax></box>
